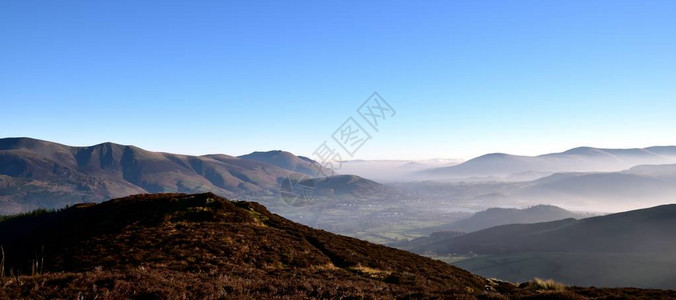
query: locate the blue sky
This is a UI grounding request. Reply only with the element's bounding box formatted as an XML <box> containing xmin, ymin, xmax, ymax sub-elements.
<box><xmin>1</xmin><ymin>1</ymin><xmax>675</xmax><ymax>160</ymax></box>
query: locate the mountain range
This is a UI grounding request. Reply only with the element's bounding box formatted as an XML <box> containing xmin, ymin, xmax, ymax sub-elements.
<box><xmin>510</xmin><ymin>163</ymin><xmax>676</xmax><ymax>211</ymax></box>
<box><xmin>421</xmin><ymin>146</ymin><xmax>676</xmax><ymax>181</ymax></box>
<box><xmin>0</xmin><ymin>137</ymin><xmax>381</xmax><ymax>214</ymax></box>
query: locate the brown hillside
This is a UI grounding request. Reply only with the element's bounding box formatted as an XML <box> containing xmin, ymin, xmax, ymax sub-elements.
<box><xmin>1</xmin><ymin>193</ymin><xmax>674</xmax><ymax>299</ymax></box>
<box><xmin>0</xmin><ymin>193</ymin><xmax>488</xmax><ymax>299</ymax></box>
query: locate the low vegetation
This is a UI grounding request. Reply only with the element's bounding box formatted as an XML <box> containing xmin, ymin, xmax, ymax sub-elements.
<box><xmin>0</xmin><ymin>193</ymin><xmax>674</xmax><ymax>299</ymax></box>
<box><xmin>526</xmin><ymin>278</ymin><xmax>566</xmax><ymax>292</ymax></box>
<box><xmin>0</xmin><ymin>193</ymin><xmax>488</xmax><ymax>298</ymax></box>
<box><xmin>0</xmin><ymin>208</ymin><xmax>54</xmax><ymax>223</ymax></box>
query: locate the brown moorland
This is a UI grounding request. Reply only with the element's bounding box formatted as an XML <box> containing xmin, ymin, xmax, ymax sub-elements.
<box><xmin>0</xmin><ymin>193</ymin><xmax>674</xmax><ymax>299</ymax></box>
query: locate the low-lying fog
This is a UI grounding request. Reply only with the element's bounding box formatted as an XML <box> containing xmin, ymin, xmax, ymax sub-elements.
<box><xmin>338</xmin><ymin>147</ymin><xmax>676</xmax><ymax>214</ymax></box>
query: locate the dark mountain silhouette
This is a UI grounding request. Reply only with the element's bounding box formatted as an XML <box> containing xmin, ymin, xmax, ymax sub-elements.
<box><xmin>398</xmin><ymin>204</ymin><xmax>676</xmax><ymax>289</ymax></box>
<box><xmin>2</xmin><ymin>193</ymin><xmax>672</xmax><ymax>298</ymax></box>
<box><xmin>403</xmin><ymin>203</ymin><xmax>676</xmax><ymax>255</ymax></box>
<box><xmin>421</xmin><ymin>146</ymin><xmax>676</xmax><ymax>181</ymax></box>
<box><xmin>426</xmin><ymin>205</ymin><xmax>590</xmax><ymax>233</ymax></box>
<box><xmin>0</xmin><ymin>138</ymin><xmax>382</xmax><ymax>214</ymax></box>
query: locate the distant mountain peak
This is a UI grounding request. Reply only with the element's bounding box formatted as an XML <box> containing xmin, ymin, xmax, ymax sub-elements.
<box><xmin>560</xmin><ymin>146</ymin><xmax>603</xmax><ymax>155</ymax></box>
<box><xmin>421</xmin><ymin>145</ymin><xmax>676</xmax><ymax>181</ymax></box>
<box><xmin>475</xmin><ymin>153</ymin><xmax>514</xmax><ymax>159</ymax></box>
<box><xmin>238</xmin><ymin>149</ymin><xmax>325</xmax><ymax>176</ymax></box>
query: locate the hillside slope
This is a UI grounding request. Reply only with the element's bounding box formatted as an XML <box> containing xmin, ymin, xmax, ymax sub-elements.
<box><xmin>439</xmin><ymin>205</ymin><xmax>589</xmax><ymax>233</ymax></box>
<box><xmin>299</xmin><ymin>175</ymin><xmax>389</xmax><ymax>197</ymax></box>
<box><xmin>238</xmin><ymin>150</ymin><xmax>326</xmax><ymax>176</ymax></box>
<box><xmin>398</xmin><ymin>204</ymin><xmax>676</xmax><ymax>289</ymax></box>
<box><xmin>0</xmin><ymin>138</ymin><xmax>316</xmax><ymax>214</ymax></box>
<box><xmin>0</xmin><ymin>193</ymin><xmax>487</xmax><ymax>298</ymax></box>
<box><xmin>2</xmin><ymin>193</ymin><xmax>673</xmax><ymax>298</ymax></box>
<box><xmin>403</xmin><ymin>204</ymin><xmax>676</xmax><ymax>255</ymax></box>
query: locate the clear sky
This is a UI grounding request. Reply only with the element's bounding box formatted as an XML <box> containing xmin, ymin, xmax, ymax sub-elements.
<box><xmin>1</xmin><ymin>1</ymin><xmax>675</xmax><ymax>160</ymax></box>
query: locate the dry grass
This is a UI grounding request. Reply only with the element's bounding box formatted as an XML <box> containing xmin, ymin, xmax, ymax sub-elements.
<box><xmin>528</xmin><ymin>278</ymin><xmax>566</xmax><ymax>292</ymax></box>
<box><xmin>348</xmin><ymin>264</ymin><xmax>392</xmax><ymax>279</ymax></box>
<box><xmin>0</xmin><ymin>193</ymin><xmax>487</xmax><ymax>298</ymax></box>
<box><xmin>1</xmin><ymin>193</ymin><xmax>675</xmax><ymax>299</ymax></box>
<box><xmin>310</xmin><ymin>263</ymin><xmax>340</xmax><ymax>271</ymax></box>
